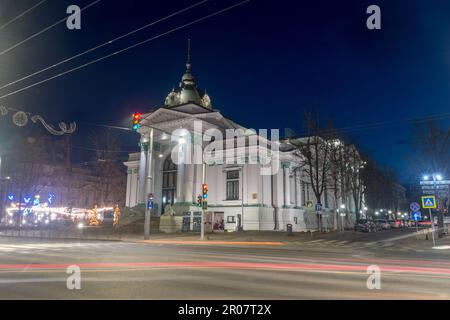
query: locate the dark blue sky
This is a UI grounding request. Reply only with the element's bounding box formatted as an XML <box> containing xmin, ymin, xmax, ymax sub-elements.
<box><xmin>0</xmin><ymin>0</ymin><xmax>449</xmax><ymax>182</ymax></box>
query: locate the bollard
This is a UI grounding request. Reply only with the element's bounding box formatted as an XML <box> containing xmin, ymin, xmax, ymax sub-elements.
<box><xmin>286</xmin><ymin>224</ymin><xmax>293</xmax><ymax>236</ymax></box>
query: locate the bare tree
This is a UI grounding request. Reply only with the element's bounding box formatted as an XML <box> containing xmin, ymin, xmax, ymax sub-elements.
<box><xmin>89</xmin><ymin>130</ymin><xmax>126</xmax><ymax>207</ymax></box>
<box><xmin>293</xmin><ymin>111</ymin><xmax>334</xmax><ymax>231</ymax></box>
<box><xmin>346</xmin><ymin>145</ymin><xmax>366</xmax><ymax>221</ymax></box>
<box><xmin>411</xmin><ymin>120</ymin><xmax>450</xmax><ymax>230</ymax></box>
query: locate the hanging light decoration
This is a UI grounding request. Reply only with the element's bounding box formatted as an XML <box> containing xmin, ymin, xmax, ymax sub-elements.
<box><xmin>0</xmin><ymin>105</ymin><xmax>76</xmax><ymax>135</ymax></box>
<box><xmin>12</xmin><ymin>111</ymin><xmax>29</xmax><ymax>127</ymax></box>
<box><xmin>0</xmin><ymin>105</ymin><xmax>7</xmax><ymax>116</ymax></box>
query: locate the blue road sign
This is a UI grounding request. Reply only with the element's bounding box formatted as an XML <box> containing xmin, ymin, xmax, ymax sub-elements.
<box><xmin>410</xmin><ymin>202</ymin><xmax>420</xmax><ymax>212</ymax></box>
<box><xmin>421</xmin><ymin>196</ymin><xmax>437</xmax><ymax>209</ymax></box>
<box><xmin>411</xmin><ymin>211</ymin><xmax>422</xmax><ymax>221</ymax></box>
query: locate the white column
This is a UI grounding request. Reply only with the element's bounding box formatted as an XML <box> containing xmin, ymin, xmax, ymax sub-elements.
<box><xmin>193</xmin><ymin>164</ymin><xmax>202</xmax><ymax>202</ymax></box>
<box><xmin>125</xmin><ymin>169</ymin><xmax>131</xmax><ymax>207</ymax></box>
<box><xmin>184</xmin><ymin>164</ymin><xmax>194</xmax><ymax>203</ymax></box>
<box><xmin>138</xmin><ymin>140</ymin><xmax>147</xmax><ymax>205</ymax></box>
<box><xmin>283</xmin><ymin>164</ymin><xmax>291</xmax><ymax>206</ymax></box>
<box><xmin>176</xmin><ymin>163</ymin><xmax>185</xmax><ymax>203</ymax></box>
<box><xmin>295</xmin><ymin>170</ymin><xmax>302</xmax><ymax>207</ymax></box>
<box><xmin>145</xmin><ymin>129</ymin><xmax>154</xmax><ymax>202</ymax></box>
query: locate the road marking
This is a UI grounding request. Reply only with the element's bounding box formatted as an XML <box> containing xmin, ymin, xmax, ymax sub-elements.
<box><xmin>139</xmin><ymin>240</ymin><xmax>286</xmax><ymax>246</ymax></box>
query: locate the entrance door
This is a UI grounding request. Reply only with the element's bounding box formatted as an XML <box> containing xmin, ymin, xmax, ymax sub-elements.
<box><xmin>161</xmin><ymin>156</ymin><xmax>177</xmax><ymax>214</ymax></box>
<box><xmin>236</xmin><ymin>214</ymin><xmax>242</xmax><ymax>231</ymax></box>
<box><xmin>204</xmin><ymin>212</ymin><xmax>212</xmax><ymax>233</ymax></box>
<box><xmin>213</xmin><ymin>212</ymin><xmax>225</xmax><ymax>232</ymax></box>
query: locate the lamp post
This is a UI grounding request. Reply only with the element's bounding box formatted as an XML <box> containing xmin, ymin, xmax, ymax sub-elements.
<box><xmin>423</xmin><ymin>174</ymin><xmax>446</xmax><ymax>243</ymax></box>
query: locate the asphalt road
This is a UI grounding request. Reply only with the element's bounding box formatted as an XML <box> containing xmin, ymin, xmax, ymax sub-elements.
<box><xmin>0</xmin><ymin>230</ymin><xmax>449</xmax><ymax>300</ymax></box>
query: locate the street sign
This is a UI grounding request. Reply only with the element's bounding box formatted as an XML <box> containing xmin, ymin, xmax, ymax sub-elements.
<box><xmin>411</xmin><ymin>211</ymin><xmax>422</xmax><ymax>221</ymax></box>
<box><xmin>147</xmin><ymin>193</ymin><xmax>154</xmax><ymax>209</ymax></box>
<box><xmin>315</xmin><ymin>203</ymin><xmax>322</xmax><ymax>212</ymax></box>
<box><xmin>410</xmin><ymin>202</ymin><xmax>420</xmax><ymax>212</ymax></box>
<box><xmin>421</xmin><ymin>196</ymin><xmax>437</xmax><ymax>209</ymax></box>
<box><xmin>306</xmin><ymin>200</ymin><xmax>314</xmax><ymax>208</ymax></box>
<box><xmin>420</xmin><ymin>180</ymin><xmax>450</xmax><ymax>185</ymax></box>
<box><xmin>421</xmin><ymin>185</ymin><xmax>449</xmax><ymax>190</ymax></box>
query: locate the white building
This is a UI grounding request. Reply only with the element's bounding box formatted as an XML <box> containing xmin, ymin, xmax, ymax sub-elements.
<box><xmin>124</xmin><ymin>56</ymin><xmax>357</xmax><ymax>233</ymax></box>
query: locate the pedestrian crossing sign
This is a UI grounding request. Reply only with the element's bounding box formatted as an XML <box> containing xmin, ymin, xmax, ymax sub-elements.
<box><xmin>421</xmin><ymin>196</ymin><xmax>436</xmax><ymax>209</ymax></box>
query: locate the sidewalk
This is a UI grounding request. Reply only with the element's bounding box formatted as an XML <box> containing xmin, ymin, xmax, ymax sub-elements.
<box><xmin>0</xmin><ymin>227</ymin><xmax>437</xmax><ymax>248</ymax></box>
<box><xmin>0</xmin><ymin>227</ymin><xmax>349</xmax><ymax>244</ymax></box>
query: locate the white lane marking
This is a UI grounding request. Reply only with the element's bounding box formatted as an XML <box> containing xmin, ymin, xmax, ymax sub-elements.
<box><xmin>305</xmin><ymin>239</ymin><xmax>325</xmax><ymax>243</ymax></box>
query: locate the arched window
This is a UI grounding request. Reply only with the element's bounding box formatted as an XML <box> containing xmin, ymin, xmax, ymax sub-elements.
<box><xmin>162</xmin><ymin>156</ymin><xmax>177</xmax><ymax>213</ymax></box>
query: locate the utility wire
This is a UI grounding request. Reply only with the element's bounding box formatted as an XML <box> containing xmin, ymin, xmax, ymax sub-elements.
<box><xmin>0</xmin><ymin>0</ymin><xmax>48</xmax><ymax>32</ymax></box>
<box><xmin>0</xmin><ymin>0</ymin><xmax>252</xmax><ymax>100</ymax></box>
<box><xmin>0</xmin><ymin>0</ymin><xmax>102</xmax><ymax>57</ymax></box>
<box><xmin>0</xmin><ymin>0</ymin><xmax>209</xmax><ymax>91</ymax></box>
<box><xmin>294</xmin><ymin>111</ymin><xmax>450</xmax><ymax>137</ymax></box>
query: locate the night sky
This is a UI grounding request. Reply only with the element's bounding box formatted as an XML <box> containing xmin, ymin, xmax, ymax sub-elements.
<box><xmin>0</xmin><ymin>0</ymin><xmax>449</xmax><ymax>183</ymax></box>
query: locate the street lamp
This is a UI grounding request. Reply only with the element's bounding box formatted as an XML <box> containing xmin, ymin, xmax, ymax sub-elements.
<box><xmin>422</xmin><ymin>173</ymin><xmax>446</xmax><ymax>244</ymax></box>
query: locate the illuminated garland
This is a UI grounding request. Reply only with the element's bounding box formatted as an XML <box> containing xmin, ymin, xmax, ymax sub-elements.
<box><xmin>0</xmin><ymin>105</ymin><xmax>76</xmax><ymax>135</ymax></box>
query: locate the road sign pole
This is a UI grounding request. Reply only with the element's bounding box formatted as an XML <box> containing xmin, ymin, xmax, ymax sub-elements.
<box><xmin>200</xmin><ymin>163</ymin><xmax>205</xmax><ymax>241</ymax></box>
<box><xmin>144</xmin><ymin>129</ymin><xmax>154</xmax><ymax>240</ymax></box>
<box><xmin>429</xmin><ymin>208</ymin><xmax>436</xmax><ymax>247</ymax></box>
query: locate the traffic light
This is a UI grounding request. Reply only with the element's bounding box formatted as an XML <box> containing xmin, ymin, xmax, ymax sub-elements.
<box><xmin>202</xmin><ymin>184</ymin><xmax>208</xmax><ymax>198</ymax></box>
<box><xmin>132</xmin><ymin>112</ymin><xmax>142</xmax><ymax>131</ymax></box>
<box><xmin>202</xmin><ymin>184</ymin><xmax>208</xmax><ymax>209</ymax></box>
<box><xmin>196</xmin><ymin>195</ymin><xmax>202</xmax><ymax>207</ymax></box>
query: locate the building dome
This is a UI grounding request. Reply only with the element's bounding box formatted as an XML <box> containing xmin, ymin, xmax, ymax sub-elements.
<box><xmin>164</xmin><ymin>52</ymin><xmax>213</xmax><ymax>109</ymax></box>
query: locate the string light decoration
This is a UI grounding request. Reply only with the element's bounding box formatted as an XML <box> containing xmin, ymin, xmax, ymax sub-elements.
<box><xmin>0</xmin><ymin>105</ymin><xmax>76</xmax><ymax>135</ymax></box>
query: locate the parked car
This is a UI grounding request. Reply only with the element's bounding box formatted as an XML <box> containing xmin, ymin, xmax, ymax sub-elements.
<box><xmin>389</xmin><ymin>220</ymin><xmax>402</xmax><ymax>229</ymax></box>
<box><xmin>375</xmin><ymin>219</ymin><xmax>391</xmax><ymax>230</ymax></box>
<box><xmin>355</xmin><ymin>219</ymin><xmax>376</xmax><ymax>232</ymax></box>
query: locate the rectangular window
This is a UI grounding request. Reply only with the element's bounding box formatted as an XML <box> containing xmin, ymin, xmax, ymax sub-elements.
<box><xmin>226</xmin><ymin>170</ymin><xmax>240</xmax><ymax>200</ymax></box>
<box><xmin>227</xmin><ymin>216</ymin><xmax>236</xmax><ymax>223</ymax></box>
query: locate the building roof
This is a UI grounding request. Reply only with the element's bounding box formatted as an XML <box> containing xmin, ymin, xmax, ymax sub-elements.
<box><xmin>164</xmin><ymin>53</ymin><xmax>212</xmax><ymax>109</ymax></box>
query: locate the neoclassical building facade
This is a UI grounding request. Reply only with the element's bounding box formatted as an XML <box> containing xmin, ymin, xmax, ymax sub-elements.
<box><xmin>124</xmin><ymin>58</ymin><xmax>357</xmax><ymax>233</ymax></box>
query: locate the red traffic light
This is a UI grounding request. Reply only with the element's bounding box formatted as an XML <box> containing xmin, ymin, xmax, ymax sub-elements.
<box><xmin>132</xmin><ymin>113</ymin><xmax>142</xmax><ymax>131</ymax></box>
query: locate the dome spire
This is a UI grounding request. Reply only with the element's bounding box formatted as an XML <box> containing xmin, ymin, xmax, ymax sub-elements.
<box><xmin>187</xmin><ymin>38</ymin><xmax>191</xmax><ymax>66</ymax></box>
<box><xmin>164</xmin><ymin>40</ymin><xmax>213</xmax><ymax>109</ymax></box>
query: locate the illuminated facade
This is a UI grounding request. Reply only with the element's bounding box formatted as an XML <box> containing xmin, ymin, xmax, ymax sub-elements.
<box><xmin>124</xmin><ymin>58</ymin><xmax>358</xmax><ymax>233</ymax></box>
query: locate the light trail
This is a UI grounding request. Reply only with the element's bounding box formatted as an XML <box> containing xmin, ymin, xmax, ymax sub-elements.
<box><xmin>0</xmin><ymin>261</ymin><xmax>448</xmax><ymax>276</ymax></box>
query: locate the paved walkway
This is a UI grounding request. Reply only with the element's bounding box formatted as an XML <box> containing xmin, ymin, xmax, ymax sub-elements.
<box><xmin>1</xmin><ymin>227</ymin><xmax>436</xmax><ymax>251</ymax></box>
